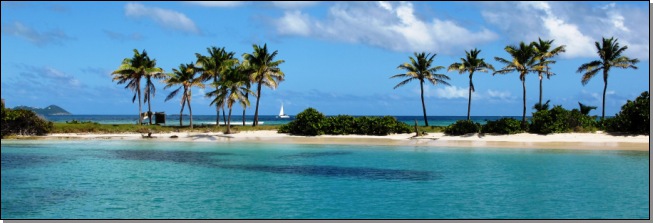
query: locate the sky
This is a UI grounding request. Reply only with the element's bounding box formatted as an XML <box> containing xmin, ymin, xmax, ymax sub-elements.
<box><xmin>1</xmin><ymin>1</ymin><xmax>649</xmax><ymax>116</ymax></box>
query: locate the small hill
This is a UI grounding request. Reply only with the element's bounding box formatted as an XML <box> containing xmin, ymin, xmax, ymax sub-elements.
<box><xmin>13</xmin><ymin>105</ymin><xmax>72</xmax><ymax>115</ymax></box>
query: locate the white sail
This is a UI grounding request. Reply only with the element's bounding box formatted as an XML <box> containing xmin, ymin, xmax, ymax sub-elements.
<box><xmin>278</xmin><ymin>104</ymin><xmax>290</xmax><ymax>118</ymax></box>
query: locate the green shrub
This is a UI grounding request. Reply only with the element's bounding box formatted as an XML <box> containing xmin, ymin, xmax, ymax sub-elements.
<box><xmin>481</xmin><ymin>118</ymin><xmax>523</xmax><ymax>134</ymax></box>
<box><xmin>530</xmin><ymin>105</ymin><xmax>597</xmax><ymax>134</ymax></box>
<box><xmin>2</xmin><ymin>109</ymin><xmax>53</xmax><ymax>137</ymax></box>
<box><xmin>278</xmin><ymin>107</ymin><xmax>326</xmax><ymax>136</ymax></box>
<box><xmin>278</xmin><ymin>108</ymin><xmax>412</xmax><ymax>136</ymax></box>
<box><xmin>444</xmin><ymin>120</ymin><xmax>481</xmax><ymax>136</ymax></box>
<box><xmin>323</xmin><ymin>115</ymin><xmax>356</xmax><ymax>135</ymax></box>
<box><xmin>603</xmin><ymin>91</ymin><xmax>649</xmax><ymax>135</ymax></box>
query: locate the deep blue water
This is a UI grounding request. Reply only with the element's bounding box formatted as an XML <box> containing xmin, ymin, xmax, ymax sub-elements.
<box><xmin>1</xmin><ymin>140</ymin><xmax>648</xmax><ymax>219</ymax></box>
<box><xmin>43</xmin><ymin>115</ymin><xmax>522</xmax><ymax>127</ymax></box>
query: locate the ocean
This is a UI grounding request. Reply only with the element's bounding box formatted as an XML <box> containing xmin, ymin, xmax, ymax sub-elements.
<box><xmin>1</xmin><ymin>140</ymin><xmax>648</xmax><ymax>219</ymax></box>
<box><xmin>42</xmin><ymin>115</ymin><xmax>523</xmax><ymax>127</ymax></box>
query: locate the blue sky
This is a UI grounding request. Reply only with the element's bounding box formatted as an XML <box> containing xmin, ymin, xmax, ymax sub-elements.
<box><xmin>1</xmin><ymin>1</ymin><xmax>649</xmax><ymax>116</ymax></box>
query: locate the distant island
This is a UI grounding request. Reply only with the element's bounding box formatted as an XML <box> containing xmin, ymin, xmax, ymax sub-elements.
<box><xmin>14</xmin><ymin>105</ymin><xmax>72</xmax><ymax>116</ymax></box>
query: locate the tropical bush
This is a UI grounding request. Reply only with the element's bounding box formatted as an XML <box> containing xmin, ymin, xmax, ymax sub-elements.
<box><xmin>481</xmin><ymin>118</ymin><xmax>523</xmax><ymax>134</ymax></box>
<box><xmin>530</xmin><ymin>105</ymin><xmax>597</xmax><ymax>134</ymax></box>
<box><xmin>603</xmin><ymin>91</ymin><xmax>649</xmax><ymax>135</ymax></box>
<box><xmin>2</xmin><ymin>102</ymin><xmax>54</xmax><ymax>138</ymax></box>
<box><xmin>278</xmin><ymin>107</ymin><xmax>325</xmax><ymax>136</ymax></box>
<box><xmin>444</xmin><ymin>120</ymin><xmax>481</xmax><ymax>136</ymax></box>
<box><xmin>278</xmin><ymin>108</ymin><xmax>411</xmax><ymax>136</ymax></box>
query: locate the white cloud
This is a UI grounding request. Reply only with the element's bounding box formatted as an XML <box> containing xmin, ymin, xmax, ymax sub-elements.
<box><xmin>270</xmin><ymin>1</ymin><xmax>318</xmax><ymax>9</ymax></box>
<box><xmin>125</xmin><ymin>3</ymin><xmax>199</xmax><ymax>34</ymax></box>
<box><xmin>486</xmin><ymin>89</ymin><xmax>514</xmax><ymax>101</ymax></box>
<box><xmin>1</xmin><ymin>21</ymin><xmax>73</xmax><ymax>46</ymax></box>
<box><xmin>434</xmin><ymin>86</ymin><xmax>467</xmax><ymax>99</ymax></box>
<box><xmin>481</xmin><ymin>2</ymin><xmax>648</xmax><ymax>59</ymax></box>
<box><xmin>275</xmin><ymin>11</ymin><xmax>312</xmax><ymax>36</ymax></box>
<box><xmin>273</xmin><ymin>2</ymin><xmax>498</xmax><ymax>54</ymax></box>
<box><xmin>187</xmin><ymin>1</ymin><xmax>245</xmax><ymax>7</ymax></box>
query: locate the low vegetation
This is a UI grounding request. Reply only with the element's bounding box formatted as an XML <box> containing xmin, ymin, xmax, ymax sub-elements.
<box><xmin>603</xmin><ymin>91</ymin><xmax>649</xmax><ymax>135</ymax></box>
<box><xmin>481</xmin><ymin>118</ymin><xmax>523</xmax><ymax>134</ymax></box>
<box><xmin>444</xmin><ymin>120</ymin><xmax>481</xmax><ymax>136</ymax></box>
<box><xmin>530</xmin><ymin>105</ymin><xmax>598</xmax><ymax>134</ymax></box>
<box><xmin>2</xmin><ymin>100</ymin><xmax>54</xmax><ymax>138</ymax></box>
<box><xmin>278</xmin><ymin>108</ymin><xmax>412</xmax><ymax>136</ymax></box>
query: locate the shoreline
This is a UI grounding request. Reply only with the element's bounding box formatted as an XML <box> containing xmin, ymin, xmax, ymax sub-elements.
<box><xmin>9</xmin><ymin>130</ymin><xmax>649</xmax><ymax>151</ymax></box>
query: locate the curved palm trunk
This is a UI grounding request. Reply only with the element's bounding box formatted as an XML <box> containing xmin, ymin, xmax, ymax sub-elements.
<box><xmin>187</xmin><ymin>94</ymin><xmax>193</xmax><ymax>130</ymax></box>
<box><xmin>137</xmin><ymin>87</ymin><xmax>142</xmax><ymax>125</ymax></box>
<box><xmin>252</xmin><ymin>81</ymin><xmax>263</xmax><ymax>127</ymax></box>
<box><xmin>467</xmin><ymin>74</ymin><xmax>473</xmax><ymax>121</ymax></box>
<box><xmin>179</xmin><ymin>96</ymin><xmax>186</xmax><ymax>127</ymax></box>
<box><xmin>538</xmin><ymin>73</ymin><xmax>543</xmax><ymax>106</ymax></box>
<box><xmin>243</xmin><ymin>92</ymin><xmax>249</xmax><ymax>126</ymax></box>
<box><xmin>521</xmin><ymin>77</ymin><xmax>527</xmax><ymax>130</ymax></box>
<box><xmin>226</xmin><ymin>107</ymin><xmax>233</xmax><ymax>134</ymax></box>
<box><xmin>602</xmin><ymin>70</ymin><xmax>608</xmax><ymax>120</ymax></box>
<box><xmin>222</xmin><ymin>108</ymin><xmax>227</xmax><ymax>126</ymax></box>
<box><xmin>420</xmin><ymin>80</ymin><xmax>429</xmax><ymax>127</ymax></box>
<box><xmin>214</xmin><ymin>76</ymin><xmax>220</xmax><ymax>126</ymax></box>
<box><xmin>147</xmin><ymin>91</ymin><xmax>152</xmax><ymax>125</ymax></box>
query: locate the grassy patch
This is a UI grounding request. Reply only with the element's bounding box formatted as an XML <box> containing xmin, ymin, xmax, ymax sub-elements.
<box><xmin>52</xmin><ymin>123</ymin><xmax>280</xmax><ymax>134</ymax></box>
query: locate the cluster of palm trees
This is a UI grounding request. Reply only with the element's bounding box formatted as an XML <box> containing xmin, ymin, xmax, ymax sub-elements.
<box><xmin>111</xmin><ymin>44</ymin><xmax>285</xmax><ymax>134</ymax></box>
<box><xmin>392</xmin><ymin>36</ymin><xmax>639</xmax><ymax>129</ymax></box>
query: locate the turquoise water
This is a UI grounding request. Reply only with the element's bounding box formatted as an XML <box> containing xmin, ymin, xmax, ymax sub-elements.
<box><xmin>1</xmin><ymin>140</ymin><xmax>649</xmax><ymax>219</ymax></box>
<box><xmin>43</xmin><ymin>115</ymin><xmax>524</xmax><ymax>126</ymax></box>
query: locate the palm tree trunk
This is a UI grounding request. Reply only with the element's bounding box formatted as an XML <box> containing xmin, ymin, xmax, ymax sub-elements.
<box><xmin>214</xmin><ymin>76</ymin><xmax>220</xmax><ymax>126</ymax></box>
<box><xmin>252</xmin><ymin>81</ymin><xmax>262</xmax><ymax>127</ymax></box>
<box><xmin>467</xmin><ymin>75</ymin><xmax>472</xmax><ymax>121</ymax></box>
<box><xmin>538</xmin><ymin>73</ymin><xmax>543</xmax><ymax>106</ymax></box>
<box><xmin>243</xmin><ymin>92</ymin><xmax>249</xmax><ymax>126</ymax></box>
<box><xmin>137</xmin><ymin>87</ymin><xmax>142</xmax><ymax>125</ymax></box>
<box><xmin>420</xmin><ymin>80</ymin><xmax>429</xmax><ymax>127</ymax></box>
<box><xmin>226</xmin><ymin>107</ymin><xmax>233</xmax><ymax>134</ymax></box>
<box><xmin>521</xmin><ymin>78</ymin><xmax>527</xmax><ymax>130</ymax></box>
<box><xmin>222</xmin><ymin>107</ymin><xmax>227</xmax><ymax>126</ymax></box>
<box><xmin>147</xmin><ymin>89</ymin><xmax>152</xmax><ymax>125</ymax></box>
<box><xmin>179</xmin><ymin>97</ymin><xmax>185</xmax><ymax>127</ymax></box>
<box><xmin>602</xmin><ymin>71</ymin><xmax>608</xmax><ymax>120</ymax></box>
<box><xmin>187</xmin><ymin>92</ymin><xmax>193</xmax><ymax>130</ymax></box>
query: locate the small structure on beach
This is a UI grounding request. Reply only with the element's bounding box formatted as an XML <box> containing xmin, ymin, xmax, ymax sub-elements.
<box><xmin>155</xmin><ymin>112</ymin><xmax>166</xmax><ymax>125</ymax></box>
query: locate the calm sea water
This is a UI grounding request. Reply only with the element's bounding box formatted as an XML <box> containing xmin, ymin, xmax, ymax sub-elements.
<box><xmin>43</xmin><ymin>115</ymin><xmax>522</xmax><ymax>126</ymax></box>
<box><xmin>1</xmin><ymin>140</ymin><xmax>648</xmax><ymax>219</ymax></box>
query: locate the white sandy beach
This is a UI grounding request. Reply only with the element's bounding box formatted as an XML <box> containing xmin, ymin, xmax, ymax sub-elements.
<box><xmin>41</xmin><ymin>130</ymin><xmax>650</xmax><ymax>151</ymax></box>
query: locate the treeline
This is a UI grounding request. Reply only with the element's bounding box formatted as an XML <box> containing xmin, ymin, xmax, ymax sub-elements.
<box><xmin>444</xmin><ymin>91</ymin><xmax>649</xmax><ymax>135</ymax></box>
<box><xmin>1</xmin><ymin>99</ymin><xmax>53</xmax><ymax>138</ymax></box>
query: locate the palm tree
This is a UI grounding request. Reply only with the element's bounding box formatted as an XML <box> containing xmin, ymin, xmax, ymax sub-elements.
<box><xmin>196</xmin><ymin>47</ymin><xmax>237</xmax><ymax>126</ymax></box>
<box><xmin>578</xmin><ymin>102</ymin><xmax>597</xmax><ymax>115</ymax></box>
<box><xmin>142</xmin><ymin>59</ymin><xmax>165</xmax><ymax>125</ymax></box>
<box><xmin>242</xmin><ymin>43</ymin><xmax>285</xmax><ymax>127</ymax></box>
<box><xmin>208</xmin><ymin>64</ymin><xmax>254</xmax><ymax>134</ymax></box>
<box><xmin>494</xmin><ymin>42</ymin><xmax>546</xmax><ymax>129</ymax></box>
<box><xmin>577</xmin><ymin>37</ymin><xmax>639</xmax><ymax>120</ymax></box>
<box><xmin>164</xmin><ymin>63</ymin><xmax>203</xmax><ymax>129</ymax></box>
<box><xmin>238</xmin><ymin>63</ymin><xmax>254</xmax><ymax>126</ymax></box>
<box><xmin>112</xmin><ymin>49</ymin><xmax>161</xmax><ymax>125</ymax></box>
<box><xmin>391</xmin><ymin>52</ymin><xmax>450</xmax><ymax>127</ymax></box>
<box><xmin>532</xmin><ymin>38</ymin><xmax>566</xmax><ymax>105</ymax></box>
<box><xmin>448</xmin><ymin>49</ymin><xmax>494</xmax><ymax>120</ymax></box>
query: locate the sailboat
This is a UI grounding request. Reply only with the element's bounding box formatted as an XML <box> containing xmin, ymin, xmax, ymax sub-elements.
<box><xmin>277</xmin><ymin>104</ymin><xmax>290</xmax><ymax>118</ymax></box>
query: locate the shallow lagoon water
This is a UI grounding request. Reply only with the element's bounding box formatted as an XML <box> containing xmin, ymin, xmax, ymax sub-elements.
<box><xmin>1</xmin><ymin>140</ymin><xmax>648</xmax><ymax>219</ymax></box>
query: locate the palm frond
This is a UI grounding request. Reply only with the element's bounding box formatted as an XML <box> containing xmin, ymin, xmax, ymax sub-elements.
<box><xmin>393</xmin><ymin>78</ymin><xmax>414</xmax><ymax>89</ymax></box>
